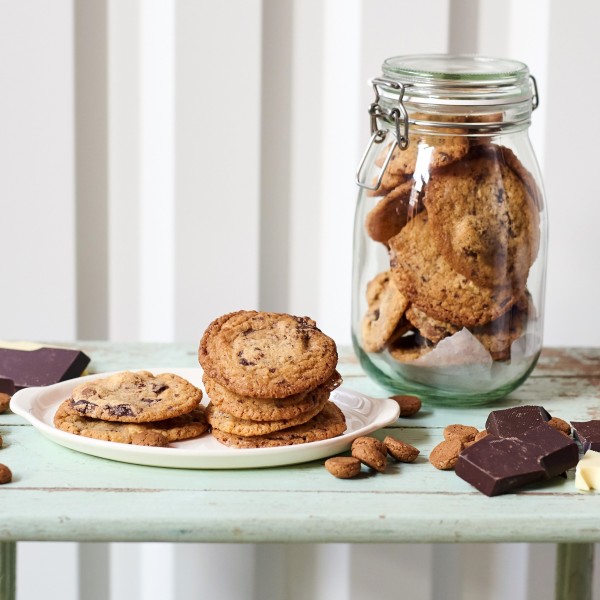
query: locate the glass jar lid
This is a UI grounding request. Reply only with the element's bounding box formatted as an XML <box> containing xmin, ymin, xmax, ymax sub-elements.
<box><xmin>380</xmin><ymin>54</ymin><xmax>535</xmax><ymax>107</ymax></box>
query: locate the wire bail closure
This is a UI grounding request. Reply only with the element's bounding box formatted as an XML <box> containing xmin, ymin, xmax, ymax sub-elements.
<box><xmin>530</xmin><ymin>75</ymin><xmax>539</xmax><ymax>110</ymax></box>
<box><xmin>356</xmin><ymin>78</ymin><xmax>410</xmax><ymax>190</ymax></box>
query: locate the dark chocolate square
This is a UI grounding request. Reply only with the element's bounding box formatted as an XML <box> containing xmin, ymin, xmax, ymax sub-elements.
<box><xmin>520</xmin><ymin>424</ymin><xmax>579</xmax><ymax>479</ymax></box>
<box><xmin>456</xmin><ymin>423</ymin><xmax>579</xmax><ymax>496</ymax></box>
<box><xmin>456</xmin><ymin>435</ymin><xmax>546</xmax><ymax>496</ymax></box>
<box><xmin>485</xmin><ymin>405</ymin><xmax>551</xmax><ymax>437</ymax></box>
<box><xmin>0</xmin><ymin>347</ymin><xmax>90</xmax><ymax>389</ymax></box>
<box><xmin>571</xmin><ymin>421</ymin><xmax>600</xmax><ymax>453</ymax></box>
<box><xmin>0</xmin><ymin>377</ymin><xmax>15</xmax><ymax>396</ymax></box>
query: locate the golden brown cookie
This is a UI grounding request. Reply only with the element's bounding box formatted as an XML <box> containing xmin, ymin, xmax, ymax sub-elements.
<box><xmin>211</xmin><ymin>401</ymin><xmax>346</xmax><ymax>448</ymax></box>
<box><xmin>351</xmin><ymin>436</ymin><xmax>387</xmax><ymax>472</ymax></box>
<box><xmin>497</xmin><ymin>145</ymin><xmax>543</xmax><ymax>211</ymax></box>
<box><xmin>423</xmin><ymin>149</ymin><xmax>540</xmax><ymax>289</ymax></box>
<box><xmin>205</xmin><ymin>388</ymin><xmax>329</xmax><ymax>436</ymax></box>
<box><xmin>199</xmin><ymin>311</ymin><xmax>338</xmax><ymax>399</ymax></box>
<box><xmin>65</xmin><ymin>371</ymin><xmax>203</xmax><ymax>423</ymax></box>
<box><xmin>362</xmin><ymin>271</ymin><xmax>410</xmax><ymax>353</ymax></box>
<box><xmin>471</xmin><ymin>292</ymin><xmax>532</xmax><ymax>360</ymax></box>
<box><xmin>324</xmin><ymin>456</ymin><xmax>362</xmax><ymax>478</ymax></box>
<box><xmin>389</xmin><ymin>212</ymin><xmax>517</xmax><ymax>327</ymax></box>
<box><xmin>405</xmin><ymin>305</ymin><xmax>459</xmax><ymax>344</ymax></box>
<box><xmin>390</xmin><ymin>394</ymin><xmax>422</xmax><ymax>417</ymax></box>
<box><xmin>429</xmin><ymin>439</ymin><xmax>462</xmax><ymax>470</ymax></box>
<box><xmin>474</xmin><ymin>430</ymin><xmax>488</xmax><ymax>442</ymax></box>
<box><xmin>443</xmin><ymin>424</ymin><xmax>478</xmax><ymax>444</ymax></box>
<box><xmin>54</xmin><ymin>401</ymin><xmax>208</xmax><ymax>444</ymax></box>
<box><xmin>371</xmin><ymin>125</ymin><xmax>470</xmax><ymax>195</ymax></box>
<box><xmin>0</xmin><ymin>393</ymin><xmax>10</xmax><ymax>414</ymax></box>
<box><xmin>203</xmin><ymin>371</ymin><xmax>341</xmax><ymax>422</ymax></box>
<box><xmin>388</xmin><ymin>332</ymin><xmax>433</xmax><ymax>363</ymax></box>
<box><xmin>383</xmin><ymin>435</ymin><xmax>419</xmax><ymax>462</ymax></box>
<box><xmin>365</xmin><ymin>180</ymin><xmax>420</xmax><ymax>244</ymax></box>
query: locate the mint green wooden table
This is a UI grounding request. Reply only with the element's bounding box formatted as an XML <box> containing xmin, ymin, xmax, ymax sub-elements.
<box><xmin>1</xmin><ymin>344</ymin><xmax>598</xmax><ymax>600</ymax></box>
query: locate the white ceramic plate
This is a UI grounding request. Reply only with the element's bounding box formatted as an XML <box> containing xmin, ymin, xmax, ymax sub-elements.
<box><xmin>10</xmin><ymin>368</ymin><xmax>400</xmax><ymax>469</ymax></box>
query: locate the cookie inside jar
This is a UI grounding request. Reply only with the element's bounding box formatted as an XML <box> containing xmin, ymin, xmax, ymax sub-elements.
<box><xmin>352</xmin><ymin>55</ymin><xmax>546</xmax><ymax>406</ymax></box>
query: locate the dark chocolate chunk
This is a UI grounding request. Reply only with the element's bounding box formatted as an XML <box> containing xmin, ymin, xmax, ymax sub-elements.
<box><xmin>0</xmin><ymin>377</ymin><xmax>15</xmax><ymax>396</ymax></box>
<box><xmin>524</xmin><ymin>424</ymin><xmax>579</xmax><ymax>478</ymax></box>
<box><xmin>456</xmin><ymin>435</ymin><xmax>545</xmax><ymax>496</ymax></box>
<box><xmin>0</xmin><ymin>346</ymin><xmax>90</xmax><ymax>390</ymax></box>
<box><xmin>485</xmin><ymin>405</ymin><xmax>551</xmax><ymax>437</ymax></box>
<box><xmin>107</xmin><ymin>404</ymin><xmax>135</xmax><ymax>417</ymax></box>
<box><xmin>456</xmin><ymin>424</ymin><xmax>579</xmax><ymax>496</ymax></box>
<box><xmin>571</xmin><ymin>421</ymin><xmax>600</xmax><ymax>453</ymax></box>
<box><xmin>71</xmin><ymin>399</ymin><xmax>98</xmax><ymax>414</ymax></box>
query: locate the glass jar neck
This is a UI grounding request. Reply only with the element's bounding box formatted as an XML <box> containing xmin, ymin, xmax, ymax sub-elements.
<box><xmin>375</xmin><ymin>54</ymin><xmax>537</xmax><ymax>134</ymax></box>
<box><xmin>377</xmin><ymin>99</ymin><xmax>533</xmax><ymax>136</ymax></box>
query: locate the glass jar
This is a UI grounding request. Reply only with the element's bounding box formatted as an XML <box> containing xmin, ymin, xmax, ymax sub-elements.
<box><xmin>352</xmin><ymin>55</ymin><xmax>547</xmax><ymax>407</ymax></box>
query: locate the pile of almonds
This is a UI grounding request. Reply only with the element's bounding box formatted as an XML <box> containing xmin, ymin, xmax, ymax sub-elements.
<box><xmin>325</xmin><ymin>434</ymin><xmax>420</xmax><ymax>478</ymax></box>
<box><xmin>325</xmin><ymin>394</ymin><xmax>422</xmax><ymax>478</ymax></box>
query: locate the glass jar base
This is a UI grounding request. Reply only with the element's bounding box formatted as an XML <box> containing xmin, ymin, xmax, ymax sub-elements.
<box><xmin>353</xmin><ymin>339</ymin><xmax>540</xmax><ymax>408</ymax></box>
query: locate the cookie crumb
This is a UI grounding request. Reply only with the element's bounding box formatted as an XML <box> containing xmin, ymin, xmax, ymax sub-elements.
<box><xmin>444</xmin><ymin>424</ymin><xmax>478</xmax><ymax>444</ymax></box>
<box><xmin>325</xmin><ymin>456</ymin><xmax>361</xmax><ymax>479</ymax></box>
<box><xmin>0</xmin><ymin>464</ymin><xmax>12</xmax><ymax>484</ymax></box>
<box><xmin>390</xmin><ymin>395</ymin><xmax>422</xmax><ymax>417</ymax></box>
<box><xmin>352</xmin><ymin>436</ymin><xmax>387</xmax><ymax>472</ymax></box>
<box><xmin>0</xmin><ymin>393</ymin><xmax>10</xmax><ymax>414</ymax></box>
<box><xmin>548</xmin><ymin>417</ymin><xmax>571</xmax><ymax>436</ymax></box>
<box><xmin>429</xmin><ymin>439</ymin><xmax>463</xmax><ymax>470</ymax></box>
<box><xmin>130</xmin><ymin>431</ymin><xmax>169</xmax><ymax>447</ymax></box>
<box><xmin>384</xmin><ymin>436</ymin><xmax>419</xmax><ymax>462</ymax></box>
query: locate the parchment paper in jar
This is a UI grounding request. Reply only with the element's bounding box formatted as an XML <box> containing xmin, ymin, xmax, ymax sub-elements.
<box><xmin>392</xmin><ymin>327</ymin><xmax>541</xmax><ymax>393</ymax></box>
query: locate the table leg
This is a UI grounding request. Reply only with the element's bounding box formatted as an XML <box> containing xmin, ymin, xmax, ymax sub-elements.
<box><xmin>0</xmin><ymin>541</ymin><xmax>16</xmax><ymax>600</ymax></box>
<box><xmin>555</xmin><ymin>542</ymin><xmax>594</xmax><ymax>600</ymax></box>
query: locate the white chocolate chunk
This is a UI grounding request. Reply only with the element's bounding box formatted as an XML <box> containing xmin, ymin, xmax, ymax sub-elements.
<box><xmin>575</xmin><ymin>450</ymin><xmax>600</xmax><ymax>491</ymax></box>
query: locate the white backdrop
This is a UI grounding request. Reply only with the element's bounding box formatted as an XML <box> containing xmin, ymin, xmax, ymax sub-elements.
<box><xmin>2</xmin><ymin>0</ymin><xmax>600</xmax><ymax>598</ymax></box>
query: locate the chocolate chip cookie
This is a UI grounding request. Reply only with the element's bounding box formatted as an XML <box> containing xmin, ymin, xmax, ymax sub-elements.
<box><xmin>405</xmin><ymin>305</ymin><xmax>459</xmax><ymax>344</ymax></box>
<box><xmin>211</xmin><ymin>401</ymin><xmax>346</xmax><ymax>448</ymax></box>
<box><xmin>203</xmin><ymin>372</ymin><xmax>341</xmax><ymax>422</ymax></box>
<box><xmin>365</xmin><ymin>180</ymin><xmax>420</xmax><ymax>244</ymax></box>
<box><xmin>199</xmin><ymin>311</ymin><xmax>338</xmax><ymax>398</ymax></box>
<box><xmin>65</xmin><ymin>371</ymin><xmax>203</xmax><ymax>423</ymax></box>
<box><xmin>205</xmin><ymin>388</ymin><xmax>329</xmax><ymax>436</ymax></box>
<box><xmin>389</xmin><ymin>212</ymin><xmax>517</xmax><ymax>326</ymax></box>
<box><xmin>54</xmin><ymin>401</ymin><xmax>208</xmax><ymax>445</ymax></box>
<box><xmin>362</xmin><ymin>271</ymin><xmax>410</xmax><ymax>353</ymax></box>
<box><xmin>372</xmin><ymin>124</ymin><xmax>470</xmax><ymax>195</ymax></box>
<box><xmin>423</xmin><ymin>148</ymin><xmax>540</xmax><ymax>289</ymax></box>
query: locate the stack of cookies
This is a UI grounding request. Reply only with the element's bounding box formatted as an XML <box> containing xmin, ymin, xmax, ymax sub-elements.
<box><xmin>362</xmin><ymin>121</ymin><xmax>541</xmax><ymax>363</ymax></box>
<box><xmin>54</xmin><ymin>370</ymin><xmax>208</xmax><ymax>446</ymax></box>
<box><xmin>198</xmin><ymin>310</ymin><xmax>347</xmax><ymax>448</ymax></box>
